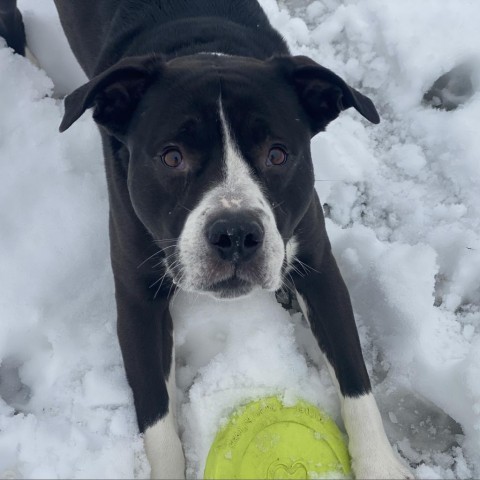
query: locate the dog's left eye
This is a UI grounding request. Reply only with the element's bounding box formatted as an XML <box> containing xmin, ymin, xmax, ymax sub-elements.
<box><xmin>161</xmin><ymin>148</ymin><xmax>184</xmax><ymax>169</ymax></box>
<box><xmin>266</xmin><ymin>146</ymin><xmax>288</xmax><ymax>166</ymax></box>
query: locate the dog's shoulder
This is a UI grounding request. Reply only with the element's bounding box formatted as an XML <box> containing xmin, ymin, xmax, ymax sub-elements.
<box><xmin>95</xmin><ymin>0</ymin><xmax>289</xmax><ymax>73</ymax></box>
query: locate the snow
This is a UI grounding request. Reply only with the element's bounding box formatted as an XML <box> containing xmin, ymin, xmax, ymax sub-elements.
<box><xmin>1</xmin><ymin>0</ymin><xmax>479</xmax><ymax>478</ymax></box>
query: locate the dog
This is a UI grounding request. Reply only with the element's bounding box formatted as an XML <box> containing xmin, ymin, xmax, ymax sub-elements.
<box><xmin>1</xmin><ymin>0</ymin><xmax>414</xmax><ymax>478</ymax></box>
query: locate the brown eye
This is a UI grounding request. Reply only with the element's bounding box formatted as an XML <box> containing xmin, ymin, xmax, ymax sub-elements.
<box><xmin>162</xmin><ymin>148</ymin><xmax>184</xmax><ymax>168</ymax></box>
<box><xmin>266</xmin><ymin>146</ymin><xmax>288</xmax><ymax>166</ymax></box>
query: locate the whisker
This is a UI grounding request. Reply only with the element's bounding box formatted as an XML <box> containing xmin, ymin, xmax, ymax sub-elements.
<box><xmin>154</xmin><ymin>238</ymin><xmax>179</xmax><ymax>245</ymax></box>
<box><xmin>295</xmin><ymin>257</ymin><xmax>320</xmax><ymax>275</ymax></box>
<box><xmin>137</xmin><ymin>250</ymin><xmax>163</xmax><ymax>268</ymax></box>
<box><xmin>164</xmin><ymin>258</ymin><xmax>181</xmax><ymax>274</ymax></box>
<box><xmin>166</xmin><ymin>279</ymin><xmax>176</xmax><ymax>300</ymax></box>
<box><xmin>152</xmin><ymin>259</ymin><xmax>165</xmax><ymax>269</ymax></box>
<box><xmin>150</xmin><ymin>275</ymin><xmax>165</xmax><ymax>289</ymax></box>
<box><xmin>178</xmin><ymin>204</ymin><xmax>192</xmax><ymax>213</ymax></box>
<box><xmin>152</xmin><ymin>250</ymin><xmax>178</xmax><ymax>268</ymax></box>
<box><xmin>153</xmin><ymin>262</ymin><xmax>179</xmax><ymax>299</ymax></box>
<box><xmin>271</xmin><ymin>201</ymin><xmax>285</xmax><ymax>210</ymax></box>
<box><xmin>284</xmin><ymin>271</ymin><xmax>296</xmax><ymax>292</ymax></box>
<box><xmin>160</xmin><ymin>244</ymin><xmax>177</xmax><ymax>250</ymax></box>
<box><xmin>170</xmin><ymin>274</ymin><xmax>185</xmax><ymax>306</ymax></box>
<box><xmin>289</xmin><ymin>263</ymin><xmax>306</xmax><ymax>278</ymax></box>
<box><xmin>150</xmin><ymin>259</ymin><xmax>179</xmax><ymax>289</ymax></box>
<box><xmin>271</xmin><ymin>201</ymin><xmax>288</xmax><ymax>216</ymax></box>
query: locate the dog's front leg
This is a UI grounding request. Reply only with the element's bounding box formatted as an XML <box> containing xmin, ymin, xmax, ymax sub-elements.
<box><xmin>116</xmin><ymin>284</ymin><xmax>185</xmax><ymax>479</ymax></box>
<box><xmin>0</xmin><ymin>0</ymin><xmax>26</xmax><ymax>55</ymax></box>
<box><xmin>292</xmin><ymin>226</ymin><xmax>413</xmax><ymax>478</ymax></box>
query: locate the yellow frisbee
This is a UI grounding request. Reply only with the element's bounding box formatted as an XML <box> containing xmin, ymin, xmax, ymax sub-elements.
<box><xmin>204</xmin><ymin>396</ymin><xmax>351</xmax><ymax>479</ymax></box>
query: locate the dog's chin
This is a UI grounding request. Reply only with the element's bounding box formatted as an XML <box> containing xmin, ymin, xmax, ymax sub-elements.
<box><xmin>176</xmin><ymin>276</ymin><xmax>261</xmax><ymax>300</ymax></box>
<box><xmin>206</xmin><ymin>277</ymin><xmax>256</xmax><ymax>300</ymax></box>
<box><xmin>172</xmin><ymin>262</ymin><xmax>283</xmax><ymax>300</ymax></box>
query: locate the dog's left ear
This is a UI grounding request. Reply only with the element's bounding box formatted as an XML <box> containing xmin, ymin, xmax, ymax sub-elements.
<box><xmin>272</xmin><ymin>55</ymin><xmax>380</xmax><ymax>135</ymax></box>
<box><xmin>59</xmin><ymin>54</ymin><xmax>164</xmax><ymax>136</ymax></box>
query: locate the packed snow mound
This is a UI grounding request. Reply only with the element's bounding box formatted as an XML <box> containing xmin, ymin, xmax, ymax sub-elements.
<box><xmin>0</xmin><ymin>0</ymin><xmax>479</xmax><ymax>478</ymax></box>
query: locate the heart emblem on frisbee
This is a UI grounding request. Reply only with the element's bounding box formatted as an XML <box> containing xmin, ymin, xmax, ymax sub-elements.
<box><xmin>267</xmin><ymin>461</ymin><xmax>308</xmax><ymax>479</ymax></box>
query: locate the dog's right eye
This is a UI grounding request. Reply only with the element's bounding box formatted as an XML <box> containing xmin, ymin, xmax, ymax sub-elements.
<box><xmin>161</xmin><ymin>148</ymin><xmax>184</xmax><ymax>169</ymax></box>
<box><xmin>266</xmin><ymin>146</ymin><xmax>288</xmax><ymax>167</ymax></box>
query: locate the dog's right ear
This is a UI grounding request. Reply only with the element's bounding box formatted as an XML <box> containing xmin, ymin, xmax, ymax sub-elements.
<box><xmin>59</xmin><ymin>55</ymin><xmax>164</xmax><ymax>136</ymax></box>
<box><xmin>270</xmin><ymin>56</ymin><xmax>380</xmax><ymax>135</ymax></box>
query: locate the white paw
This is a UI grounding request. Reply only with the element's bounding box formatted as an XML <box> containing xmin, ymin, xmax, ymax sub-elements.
<box><xmin>342</xmin><ymin>394</ymin><xmax>414</xmax><ymax>479</ymax></box>
<box><xmin>144</xmin><ymin>415</ymin><xmax>185</xmax><ymax>479</ymax></box>
<box><xmin>148</xmin><ymin>436</ymin><xmax>185</xmax><ymax>480</ymax></box>
<box><xmin>352</xmin><ymin>454</ymin><xmax>414</xmax><ymax>479</ymax></box>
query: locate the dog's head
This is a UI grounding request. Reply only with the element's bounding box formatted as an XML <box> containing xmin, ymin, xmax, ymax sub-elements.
<box><xmin>60</xmin><ymin>54</ymin><xmax>379</xmax><ymax>299</ymax></box>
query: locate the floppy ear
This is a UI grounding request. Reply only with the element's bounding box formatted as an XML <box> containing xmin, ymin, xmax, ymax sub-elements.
<box><xmin>59</xmin><ymin>55</ymin><xmax>164</xmax><ymax>136</ymax></box>
<box><xmin>272</xmin><ymin>55</ymin><xmax>380</xmax><ymax>135</ymax></box>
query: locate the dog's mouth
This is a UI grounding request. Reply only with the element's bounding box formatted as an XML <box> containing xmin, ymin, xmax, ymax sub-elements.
<box><xmin>206</xmin><ymin>275</ymin><xmax>255</xmax><ymax>299</ymax></box>
<box><xmin>167</xmin><ymin>257</ymin><xmax>258</xmax><ymax>299</ymax></box>
<box><xmin>168</xmin><ymin>250</ymin><xmax>284</xmax><ymax>299</ymax></box>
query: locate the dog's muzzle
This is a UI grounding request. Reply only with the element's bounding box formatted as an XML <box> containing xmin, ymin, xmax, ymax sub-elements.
<box><xmin>173</xmin><ymin>200</ymin><xmax>285</xmax><ymax>299</ymax></box>
<box><xmin>172</xmin><ymin>104</ymin><xmax>285</xmax><ymax>299</ymax></box>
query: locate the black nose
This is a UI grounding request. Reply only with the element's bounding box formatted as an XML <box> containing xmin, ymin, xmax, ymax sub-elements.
<box><xmin>207</xmin><ymin>214</ymin><xmax>264</xmax><ymax>262</ymax></box>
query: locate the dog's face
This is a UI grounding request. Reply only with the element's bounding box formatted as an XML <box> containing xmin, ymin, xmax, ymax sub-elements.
<box><xmin>126</xmin><ymin>56</ymin><xmax>316</xmax><ymax>298</ymax></box>
<box><xmin>60</xmin><ymin>54</ymin><xmax>379</xmax><ymax>299</ymax></box>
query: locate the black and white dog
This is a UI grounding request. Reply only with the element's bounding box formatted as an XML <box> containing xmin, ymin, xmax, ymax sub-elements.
<box><xmin>1</xmin><ymin>0</ymin><xmax>413</xmax><ymax>478</ymax></box>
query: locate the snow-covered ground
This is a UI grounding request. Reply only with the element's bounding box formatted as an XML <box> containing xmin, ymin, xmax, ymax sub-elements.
<box><xmin>0</xmin><ymin>0</ymin><xmax>479</xmax><ymax>478</ymax></box>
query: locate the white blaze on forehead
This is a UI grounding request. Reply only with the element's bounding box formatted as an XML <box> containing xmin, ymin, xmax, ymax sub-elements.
<box><xmin>218</xmin><ymin>101</ymin><xmax>284</xmax><ymax>288</ymax></box>
<box><xmin>218</xmin><ymin>102</ymin><xmax>264</xmax><ymax>204</ymax></box>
